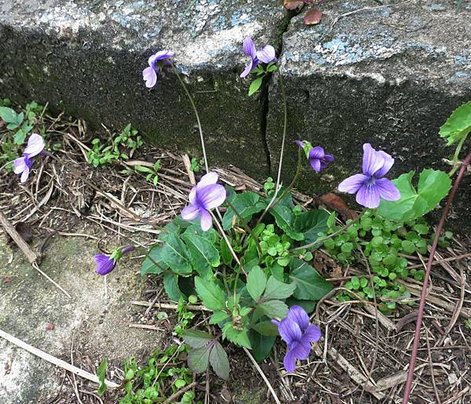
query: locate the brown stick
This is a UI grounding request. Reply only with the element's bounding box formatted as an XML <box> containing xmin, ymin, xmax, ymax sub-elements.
<box><xmin>402</xmin><ymin>150</ymin><xmax>471</xmax><ymax>404</ymax></box>
<box><xmin>0</xmin><ymin>210</ymin><xmax>39</xmax><ymax>264</ymax></box>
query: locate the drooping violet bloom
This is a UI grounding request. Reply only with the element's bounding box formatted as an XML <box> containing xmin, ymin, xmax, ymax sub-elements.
<box><xmin>272</xmin><ymin>306</ymin><xmax>321</xmax><ymax>372</ymax></box>
<box><xmin>143</xmin><ymin>50</ymin><xmax>174</xmax><ymax>88</ymax></box>
<box><xmin>13</xmin><ymin>133</ymin><xmax>45</xmax><ymax>183</ymax></box>
<box><xmin>240</xmin><ymin>37</ymin><xmax>277</xmax><ymax>78</ymax></box>
<box><xmin>181</xmin><ymin>172</ymin><xmax>226</xmax><ymax>231</ymax></box>
<box><xmin>338</xmin><ymin>143</ymin><xmax>400</xmax><ymax>209</ymax></box>
<box><xmin>295</xmin><ymin>141</ymin><xmax>334</xmax><ymax>173</ymax></box>
<box><xmin>94</xmin><ymin>245</ymin><xmax>134</xmax><ymax>276</ymax></box>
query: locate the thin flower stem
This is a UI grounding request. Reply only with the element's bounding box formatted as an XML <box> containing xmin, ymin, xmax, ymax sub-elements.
<box><xmin>264</xmin><ymin>147</ymin><xmax>303</xmax><ymax>215</ymax></box>
<box><xmin>172</xmin><ymin>64</ymin><xmax>209</xmax><ymax>173</ymax></box>
<box><xmin>225</xmin><ymin>199</ymin><xmax>252</xmax><ymax>233</ymax></box>
<box><xmin>257</xmin><ymin>73</ymin><xmax>288</xmax><ymax>225</ymax></box>
<box><xmin>210</xmin><ymin>211</ymin><xmax>247</xmax><ymax>307</ymax></box>
<box><xmin>210</xmin><ymin>211</ymin><xmax>243</xmax><ymax>270</ymax></box>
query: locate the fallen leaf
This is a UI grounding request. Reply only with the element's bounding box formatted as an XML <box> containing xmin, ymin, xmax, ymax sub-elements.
<box><xmin>283</xmin><ymin>0</ymin><xmax>304</xmax><ymax>10</ymax></box>
<box><xmin>319</xmin><ymin>193</ymin><xmax>358</xmax><ymax>220</ymax></box>
<box><xmin>45</xmin><ymin>322</ymin><xmax>55</xmax><ymax>331</ymax></box>
<box><xmin>304</xmin><ymin>8</ymin><xmax>323</xmax><ymax>25</ymax></box>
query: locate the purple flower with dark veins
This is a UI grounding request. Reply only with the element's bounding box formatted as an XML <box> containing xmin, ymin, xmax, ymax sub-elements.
<box><xmin>338</xmin><ymin>143</ymin><xmax>400</xmax><ymax>208</ymax></box>
<box><xmin>240</xmin><ymin>37</ymin><xmax>276</xmax><ymax>78</ymax></box>
<box><xmin>181</xmin><ymin>172</ymin><xmax>226</xmax><ymax>231</ymax></box>
<box><xmin>95</xmin><ymin>245</ymin><xmax>134</xmax><ymax>276</ymax></box>
<box><xmin>143</xmin><ymin>50</ymin><xmax>174</xmax><ymax>88</ymax></box>
<box><xmin>13</xmin><ymin>133</ymin><xmax>45</xmax><ymax>183</ymax></box>
<box><xmin>272</xmin><ymin>306</ymin><xmax>321</xmax><ymax>372</ymax></box>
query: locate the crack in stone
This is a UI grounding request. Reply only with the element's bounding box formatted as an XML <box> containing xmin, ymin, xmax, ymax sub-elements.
<box><xmin>260</xmin><ymin>8</ymin><xmax>298</xmax><ymax>176</ymax></box>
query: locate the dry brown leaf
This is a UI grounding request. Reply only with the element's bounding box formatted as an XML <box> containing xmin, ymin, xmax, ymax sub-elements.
<box><xmin>283</xmin><ymin>0</ymin><xmax>305</xmax><ymax>10</ymax></box>
<box><xmin>304</xmin><ymin>8</ymin><xmax>323</xmax><ymax>25</ymax></box>
<box><xmin>319</xmin><ymin>192</ymin><xmax>358</xmax><ymax>220</ymax></box>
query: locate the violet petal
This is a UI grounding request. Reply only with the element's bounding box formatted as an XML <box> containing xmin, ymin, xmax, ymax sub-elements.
<box><xmin>338</xmin><ymin>174</ymin><xmax>368</xmax><ymax>194</ymax></box>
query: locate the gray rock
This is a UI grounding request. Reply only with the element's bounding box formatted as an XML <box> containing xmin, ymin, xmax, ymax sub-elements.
<box><xmin>0</xmin><ymin>0</ymin><xmax>286</xmax><ymax>175</ymax></box>
<box><xmin>267</xmin><ymin>0</ymin><xmax>471</xmax><ymax>224</ymax></box>
<box><xmin>0</xmin><ymin>236</ymin><xmax>158</xmax><ymax>403</ymax></box>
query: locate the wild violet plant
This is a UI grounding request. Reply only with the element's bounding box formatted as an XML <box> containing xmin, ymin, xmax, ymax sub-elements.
<box><xmin>136</xmin><ymin>37</ymin><xmax>469</xmax><ymax>378</ymax></box>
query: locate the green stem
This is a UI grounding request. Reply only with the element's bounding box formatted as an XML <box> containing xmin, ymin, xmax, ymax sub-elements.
<box><xmin>449</xmin><ymin>133</ymin><xmax>468</xmax><ymax>177</ymax></box>
<box><xmin>262</xmin><ymin>147</ymin><xmax>303</xmax><ymax>217</ymax></box>
<box><xmin>210</xmin><ymin>211</ymin><xmax>244</xmax><ymax>302</ymax></box>
<box><xmin>172</xmin><ymin>64</ymin><xmax>209</xmax><ymax>173</ymax></box>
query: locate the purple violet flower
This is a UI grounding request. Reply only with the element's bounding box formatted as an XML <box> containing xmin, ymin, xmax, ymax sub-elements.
<box><xmin>94</xmin><ymin>245</ymin><xmax>134</xmax><ymax>276</ymax></box>
<box><xmin>13</xmin><ymin>133</ymin><xmax>45</xmax><ymax>183</ymax></box>
<box><xmin>338</xmin><ymin>143</ymin><xmax>400</xmax><ymax>209</ymax></box>
<box><xmin>272</xmin><ymin>306</ymin><xmax>321</xmax><ymax>372</ymax></box>
<box><xmin>143</xmin><ymin>50</ymin><xmax>174</xmax><ymax>88</ymax></box>
<box><xmin>308</xmin><ymin>146</ymin><xmax>334</xmax><ymax>173</ymax></box>
<box><xmin>181</xmin><ymin>172</ymin><xmax>226</xmax><ymax>231</ymax></box>
<box><xmin>295</xmin><ymin>141</ymin><xmax>334</xmax><ymax>173</ymax></box>
<box><xmin>240</xmin><ymin>37</ymin><xmax>276</xmax><ymax>78</ymax></box>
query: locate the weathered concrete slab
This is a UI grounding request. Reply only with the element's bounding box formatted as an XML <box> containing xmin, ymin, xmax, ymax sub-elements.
<box><xmin>0</xmin><ymin>0</ymin><xmax>286</xmax><ymax>175</ymax></box>
<box><xmin>0</xmin><ymin>235</ymin><xmax>158</xmax><ymax>403</ymax></box>
<box><xmin>267</xmin><ymin>0</ymin><xmax>471</xmax><ymax>223</ymax></box>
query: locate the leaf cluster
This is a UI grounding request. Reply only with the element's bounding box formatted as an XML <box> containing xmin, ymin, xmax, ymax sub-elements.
<box><xmin>323</xmin><ymin>210</ymin><xmax>452</xmax><ymax>312</ymax></box>
<box><xmin>0</xmin><ymin>101</ymin><xmax>44</xmax><ymax>166</ymax></box>
<box><xmin>87</xmin><ymin>123</ymin><xmax>143</xmax><ymax>167</ymax></box>
<box><xmin>141</xmin><ymin>189</ymin><xmax>334</xmax><ymax>370</ymax></box>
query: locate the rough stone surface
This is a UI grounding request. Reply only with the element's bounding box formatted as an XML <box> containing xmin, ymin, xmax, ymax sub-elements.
<box><xmin>0</xmin><ymin>236</ymin><xmax>158</xmax><ymax>403</ymax></box>
<box><xmin>0</xmin><ymin>0</ymin><xmax>286</xmax><ymax>175</ymax></box>
<box><xmin>267</xmin><ymin>0</ymin><xmax>471</xmax><ymax>224</ymax></box>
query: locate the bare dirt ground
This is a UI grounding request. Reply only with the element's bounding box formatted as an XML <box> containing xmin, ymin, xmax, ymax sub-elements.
<box><xmin>0</xmin><ymin>110</ymin><xmax>470</xmax><ymax>403</ymax></box>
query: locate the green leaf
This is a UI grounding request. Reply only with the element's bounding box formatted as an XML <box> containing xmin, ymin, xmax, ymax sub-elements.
<box><xmin>0</xmin><ymin>107</ymin><xmax>21</xmax><ymax>125</ymax></box>
<box><xmin>270</xmin><ymin>205</ymin><xmax>304</xmax><ymax>241</ymax></box>
<box><xmin>96</xmin><ymin>359</ymin><xmax>108</xmax><ymax>396</ymax></box>
<box><xmin>187</xmin><ymin>346</ymin><xmax>211</xmax><ymax>373</ymax></box>
<box><xmin>248</xmin><ymin>77</ymin><xmax>263</xmax><ymax>96</ymax></box>
<box><xmin>289</xmin><ymin>258</ymin><xmax>333</xmax><ymax>301</ymax></box>
<box><xmin>222</xmin><ymin>324</ymin><xmax>252</xmax><ymax>348</ymax></box>
<box><xmin>183</xmin><ymin>329</ymin><xmax>212</xmax><ymax>348</ymax></box>
<box><xmin>246</xmin><ymin>266</ymin><xmax>267</xmax><ymax>302</ymax></box>
<box><xmin>439</xmin><ymin>101</ymin><xmax>471</xmax><ymax>146</ymax></box>
<box><xmin>263</xmin><ymin>276</ymin><xmax>296</xmax><ymax>300</ymax></box>
<box><xmin>163</xmin><ymin>272</ymin><xmax>186</xmax><ymax>301</ymax></box>
<box><xmin>140</xmin><ymin>244</ymin><xmax>168</xmax><ymax>275</ymax></box>
<box><xmin>378</xmin><ymin>170</ymin><xmax>451</xmax><ymax>222</ymax></box>
<box><xmin>257</xmin><ymin>300</ymin><xmax>289</xmax><ymax>319</ymax></box>
<box><xmin>249</xmin><ymin>330</ymin><xmax>276</xmax><ymax>362</ymax></box>
<box><xmin>209</xmin><ymin>311</ymin><xmax>230</xmax><ymax>325</ymax></box>
<box><xmin>294</xmin><ymin>209</ymin><xmax>330</xmax><ymax>244</ymax></box>
<box><xmin>181</xmin><ymin>230</ymin><xmax>220</xmax><ymax>278</ymax></box>
<box><xmin>195</xmin><ymin>277</ymin><xmax>226</xmax><ymax>311</ymax></box>
<box><xmin>286</xmin><ymin>298</ymin><xmax>317</xmax><ymax>313</ymax></box>
<box><xmin>222</xmin><ymin>192</ymin><xmax>267</xmax><ymax>230</ymax></box>
<box><xmin>160</xmin><ymin>233</ymin><xmax>192</xmax><ymax>275</ymax></box>
<box><xmin>220</xmin><ymin>238</ymin><xmax>233</xmax><ymax>265</ymax></box>
<box><xmin>209</xmin><ymin>341</ymin><xmax>230</xmax><ymax>380</ymax></box>
<box><xmin>251</xmin><ymin>320</ymin><xmax>278</xmax><ymax>336</ymax></box>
